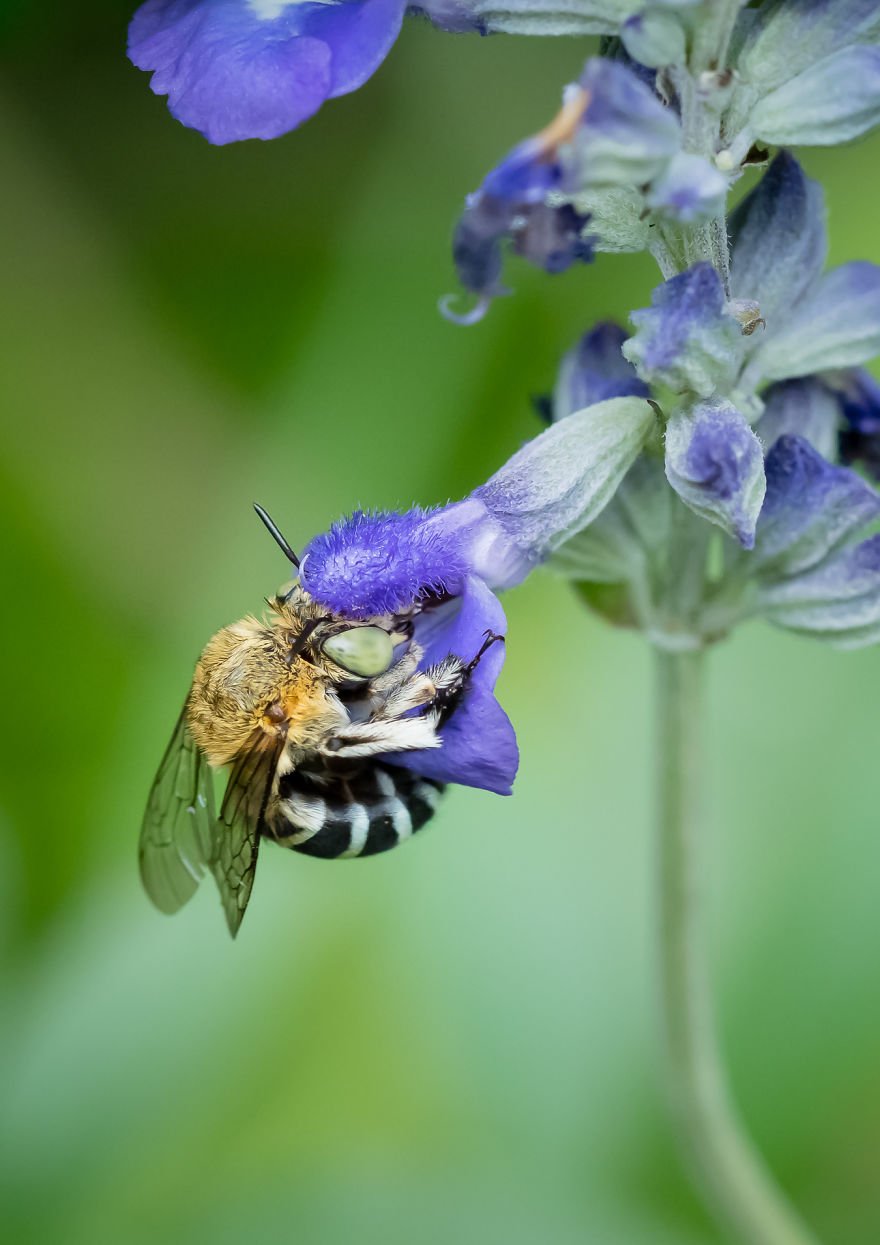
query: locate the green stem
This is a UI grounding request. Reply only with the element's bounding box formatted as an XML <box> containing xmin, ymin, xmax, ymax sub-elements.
<box><xmin>654</xmin><ymin>649</ymin><xmax>820</xmax><ymax>1245</ymax></box>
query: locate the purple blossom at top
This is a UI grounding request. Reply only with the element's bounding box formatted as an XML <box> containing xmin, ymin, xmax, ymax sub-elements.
<box><xmin>129</xmin><ymin>0</ymin><xmax>478</xmax><ymax>145</ymax></box>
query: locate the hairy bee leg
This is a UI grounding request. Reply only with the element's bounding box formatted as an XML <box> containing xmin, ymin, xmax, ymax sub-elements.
<box><xmin>373</xmin><ymin>671</ymin><xmax>442</xmax><ymax>719</ymax></box>
<box><xmin>368</xmin><ymin>645</ymin><xmax>423</xmax><ymax>696</ymax></box>
<box><xmin>322</xmin><ymin>714</ymin><xmax>443</xmax><ymax>759</ymax></box>
<box><xmin>423</xmin><ymin>633</ymin><xmax>505</xmax><ymax>724</ymax></box>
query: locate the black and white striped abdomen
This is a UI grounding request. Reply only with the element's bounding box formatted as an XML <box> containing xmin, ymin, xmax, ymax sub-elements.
<box><xmin>267</xmin><ymin>760</ymin><xmax>445</xmax><ymax>859</ymax></box>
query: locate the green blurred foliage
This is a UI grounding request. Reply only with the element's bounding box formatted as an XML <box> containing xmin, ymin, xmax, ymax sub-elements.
<box><xmin>1</xmin><ymin>5</ymin><xmax>879</xmax><ymax>1243</ymax></box>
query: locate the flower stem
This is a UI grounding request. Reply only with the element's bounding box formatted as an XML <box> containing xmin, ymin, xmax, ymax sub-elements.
<box><xmin>654</xmin><ymin>649</ymin><xmax>819</xmax><ymax>1245</ymax></box>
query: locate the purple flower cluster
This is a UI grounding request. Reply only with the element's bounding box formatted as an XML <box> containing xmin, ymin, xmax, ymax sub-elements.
<box><xmin>124</xmin><ymin>0</ymin><xmax>880</xmax><ymax>796</ymax></box>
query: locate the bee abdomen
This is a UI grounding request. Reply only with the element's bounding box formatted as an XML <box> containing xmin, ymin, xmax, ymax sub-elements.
<box><xmin>269</xmin><ymin>763</ymin><xmax>445</xmax><ymax>859</ymax></box>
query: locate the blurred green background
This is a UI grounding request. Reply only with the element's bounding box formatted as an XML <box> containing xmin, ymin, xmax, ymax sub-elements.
<box><xmin>2</xmin><ymin>4</ymin><xmax>879</xmax><ymax>1242</ymax></box>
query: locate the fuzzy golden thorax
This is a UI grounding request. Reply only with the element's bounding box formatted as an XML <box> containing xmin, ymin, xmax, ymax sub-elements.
<box><xmin>185</xmin><ymin>611</ymin><xmax>338</xmax><ymax>768</ymax></box>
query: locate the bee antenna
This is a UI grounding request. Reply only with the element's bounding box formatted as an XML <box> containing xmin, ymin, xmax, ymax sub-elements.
<box><xmin>254</xmin><ymin>503</ymin><xmax>300</xmax><ymax>570</ymax></box>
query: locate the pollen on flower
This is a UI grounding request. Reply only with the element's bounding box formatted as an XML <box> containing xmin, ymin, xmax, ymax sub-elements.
<box><xmin>300</xmin><ymin>508</ymin><xmax>471</xmax><ymax>619</ymax></box>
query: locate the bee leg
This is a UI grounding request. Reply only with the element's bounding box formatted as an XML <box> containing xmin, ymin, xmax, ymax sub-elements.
<box><xmin>373</xmin><ymin>671</ymin><xmax>441</xmax><ymax>719</ymax></box>
<box><xmin>368</xmin><ymin>646</ymin><xmax>423</xmax><ymax>694</ymax></box>
<box><xmin>322</xmin><ymin>714</ymin><xmax>443</xmax><ymax>759</ymax></box>
<box><xmin>424</xmin><ymin>632</ymin><xmax>505</xmax><ymax>723</ymax></box>
<box><xmin>466</xmin><ymin>630</ymin><xmax>505</xmax><ymax>674</ymax></box>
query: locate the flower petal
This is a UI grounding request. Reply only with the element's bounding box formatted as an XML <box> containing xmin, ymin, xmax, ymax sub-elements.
<box><xmin>623</xmin><ymin>263</ymin><xmax>741</xmax><ymax>398</ymax></box>
<box><xmin>757</xmin><ymin>534</ymin><xmax>880</xmax><ymax>647</ymax></box>
<box><xmin>748</xmin><ymin>261</ymin><xmax>880</xmax><ymax>383</ymax></box>
<box><xmin>388</xmin><ymin>577</ymin><xmax>519</xmax><ymax>795</ymax></box>
<box><xmin>729</xmin><ymin>152</ymin><xmax>826</xmax><ymax>325</ymax></box>
<box><xmin>749</xmin><ymin>46</ymin><xmax>880</xmax><ymax>148</ymax></box>
<box><xmin>565</xmin><ymin>57</ymin><xmax>681</xmax><ymax>188</ymax></box>
<box><xmin>620</xmin><ymin>11</ymin><xmax>686</xmax><ymax>70</ymax></box>
<box><xmin>300</xmin><ymin>507</ymin><xmax>472</xmax><ymax>619</ymax></box>
<box><xmin>129</xmin><ymin>0</ymin><xmax>405</xmax><ymax>144</ymax></box>
<box><xmin>552</xmin><ymin>321</ymin><xmax>649</xmax><ymax>421</ymax></box>
<box><xmin>825</xmin><ymin>367</ymin><xmax>880</xmax><ymax>434</ymax></box>
<box><xmin>757</xmin><ymin>378</ymin><xmax>840</xmax><ymax>462</ymax></box>
<box><xmin>735</xmin><ymin>0</ymin><xmax>880</xmax><ymax>95</ymax></box>
<box><xmin>664</xmin><ymin>400</ymin><xmax>765</xmax><ymax>547</ymax></box>
<box><xmin>754</xmin><ymin>434</ymin><xmax>880</xmax><ymax>576</ymax></box>
<box><xmin>475</xmin><ymin>395</ymin><xmax>657</xmax><ymax>557</ymax></box>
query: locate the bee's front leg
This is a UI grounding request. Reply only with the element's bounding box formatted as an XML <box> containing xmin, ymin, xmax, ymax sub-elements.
<box><xmin>424</xmin><ymin>632</ymin><xmax>505</xmax><ymax>724</ymax></box>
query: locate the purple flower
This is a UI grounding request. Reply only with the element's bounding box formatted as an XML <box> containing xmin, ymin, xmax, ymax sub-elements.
<box><xmin>757</xmin><ymin>377</ymin><xmax>840</xmax><ymax>463</ymax></box>
<box><xmin>731</xmin><ymin>153</ymin><xmax>880</xmax><ymax>392</ymax></box>
<box><xmin>758</xmin><ymin>369</ymin><xmax>880</xmax><ymax>481</ymax></box>
<box><xmin>823</xmin><ymin>368</ymin><xmax>880</xmax><ymax>479</ymax></box>
<box><xmin>753</xmin><ymin>436</ymin><xmax>880</xmax><ymax>646</ymax></box>
<box><xmin>665</xmin><ymin>400</ymin><xmax>765</xmax><ymax>547</ymax></box>
<box><xmin>552</xmin><ymin>321</ymin><xmax>649</xmax><ymax>421</ymax></box>
<box><xmin>129</xmin><ymin>0</ymin><xmax>474</xmax><ymax>144</ymax></box>
<box><xmin>300</xmin><ymin>394</ymin><xmax>656</xmax><ymax>791</ymax></box>
<box><xmin>729</xmin><ymin>151</ymin><xmax>826</xmax><ymax>325</ymax></box>
<box><xmin>444</xmin><ymin>88</ymin><xmax>594</xmax><ymax>324</ymax></box>
<box><xmin>623</xmin><ymin>262</ymin><xmax>741</xmax><ymax>398</ymax></box>
<box><xmin>828</xmin><ymin>368</ymin><xmax>880</xmax><ymax>435</ymax></box>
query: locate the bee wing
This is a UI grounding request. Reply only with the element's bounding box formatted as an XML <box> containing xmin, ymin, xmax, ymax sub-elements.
<box><xmin>212</xmin><ymin>736</ymin><xmax>283</xmax><ymax>938</ymax></box>
<box><xmin>139</xmin><ymin>704</ymin><xmax>219</xmax><ymax>915</ymax></box>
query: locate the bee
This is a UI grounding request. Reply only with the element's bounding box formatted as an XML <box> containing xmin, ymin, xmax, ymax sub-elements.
<box><xmin>140</xmin><ymin>505</ymin><xmax>501</xmax><ymax>936</ymax></box>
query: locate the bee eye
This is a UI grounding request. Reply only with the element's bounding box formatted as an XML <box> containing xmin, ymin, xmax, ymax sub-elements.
<box><xmin>322</xmin><ymin>627</ymin><xmax>394</xmax><ymax>678</ymax></box>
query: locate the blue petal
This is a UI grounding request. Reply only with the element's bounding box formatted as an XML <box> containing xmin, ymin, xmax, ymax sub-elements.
<box><xmin>754</xmin><ymin>434</ymin><xmax>880</xmax><ymax>576</ymax></box>
<box><xmin>388</xmin><ymin>577</ymin><xmax>519</xmax><ymax>795</ymax></box>
<box><xmin>129</xmin><ymin>0</ymin><xmax>406</xmax><ymax>144</ymax></box>
<box><xmin>729</xmin><ymin>151</ymin><xmax>826</xmax><ymax>324</ymax></box>
<box><xmin>664</xmin><ymin>401</ymin><xmax>765</xmax><ymax>547</ymax></box>
<box><xmin>447</xmin><ymin>139</ymin><xmax>592</xmax><ymax>314</ymax></box>
<box><xmin>757</xmin><ymin>378</ymin><xmax>840</xmax><ymax>462</ymax></box>
<box><xmin>553</xmin><ymin>321</ymin><xmax>649</xmax><ymax>421</ymax></box>
<box><xmin>623</xmin><ymin>263</ymin><xmax>741</xmax><ymax>397</ymax></box>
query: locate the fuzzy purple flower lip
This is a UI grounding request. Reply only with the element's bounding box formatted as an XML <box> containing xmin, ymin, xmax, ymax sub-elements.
<box><xmin>300</xmin><ymin>507</ymin><xmax>471</xmax><ymax>620</ymax></box>
<box><xmin>129</xmin><ymin>0</ymin><xmax>408</xmax><ymax>144</ymax></box>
